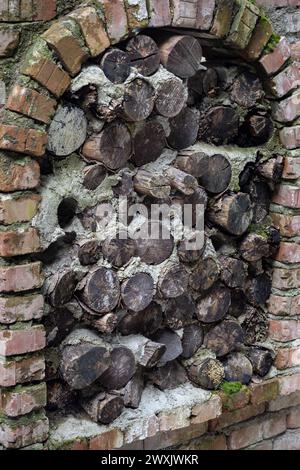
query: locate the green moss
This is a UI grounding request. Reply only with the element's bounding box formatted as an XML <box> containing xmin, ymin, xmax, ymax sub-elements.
<box><xmin>221</xmin><ymin>381</ymin><xmax>243</xmax><ymax>395</ymax></box>
<box><xmin>248</xmin><ymin>223</ymin><xmax>269</xmax><ymax>239</ymax></box>
<box><xmin>264</xmin><ymin>33</ymin><xmax>281</xmax><ymax>54</ymax></box>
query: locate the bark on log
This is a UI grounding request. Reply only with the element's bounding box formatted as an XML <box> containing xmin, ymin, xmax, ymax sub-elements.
<box><xmin>78</xmin><ymin>239</ymin><xmax>102</xmax><ymax>266</ymax></box>
<box><xmin>175</xmin><ymin>149</ymin><xmax>208</xmax><ymax>177</ymax></box>
<box><xmin>147</xmin><ymin>360</ymin><xmax>187</xmax><ymax>390</ymax></box>
<box><xmin>257</xmin><ymin>156</ymin><xmax>284</xmax><ymax>184</ymax></box>
<box><xmin>47</xmin><ymin>380</ymin><xmax>74</xmax><ymax>411</ymax></box>
<box><xmin>196</xmin><ymin>284</ymin><xmax>231</xmax><ymax>324</ymax></box>
<box><xmin>131</xmin><ymin>120</ymin><xmax>166</xmax><ymax>166</ymax></box>
<box><xmin>219</xmin><ymin>256</ymin><xmax>248</xmax><ymax>289</ymax></box>
<box><xmin>81</xmin><ymin>393</ymin><xmax>124</xmax><ymax>424</ymax></box>
<box><xmin>208</xmin><ymin>193</ymin><xmax>253</xmax><ymax>236</ymax></box>
<box><xmin>121</xmin><ymin>273</ymin><xmax>154</xmax><ymax>312</ymax></box>
<box><xmin>102</xmin><ymin>235</ymin><xmax>136</xmax><ymax>268</ymax></box>
<box><xmin>126</xmin><ymin>35</ymin><xmax>160</xmax><ymax>76</ymax></box>
<box><xmin>167</xmin><ymin>107</ymin><xmax>199</xmax><ymax>150</ymax></box>
<box><xmin>100</xmin><ymin>48</ymin><xmax>131</xmax><ymax>84</ymax></box>
<box><xmin>164</xmin><ymin>294</ymin><xmax>196</xmax><ymax>329</ymax></box>
<box><xmin>231</xmin><ymin>72</ymin><xmax>264</xmax><ymax>108</ymax></box>
<box><xmin>198</xmin><ymin>106</ymin><xmax>239</xmax><ymax>145</ymax></box>
<box><xmin>83</xmin><ymin>313</ymin><xmax>118</xmax><ymax>334</ymax></box>
<box><xmin>240</xmin><ymin>305</ymin><xmax>268</xmax><ymax>345</ymax></box>
<box><xmin>97</xmin><ymin>346</ymin><xmax>136</xmax><ymax>391</ymax></box>
<box><xmin>246</xmin><ymin>347</ymin><xmax>274</xmax><ymax>377</ymax></box>
<box><xmin>47</xmin><ymin>271</ymin><xmax>78</xmax><ymax>307</ymax></box>
<box><xmin>133</xmin><ymin>169</ymin><xmax>171</xmax><ymax>198</ymax></box>
<box><xmin>117</xmin><ymin>335</ymin><xmax>166</xmax><ymax>369</ymax></box>
<box><xmin>241</xmin><ymin>179</ymin><xmax>270</xmax><ymax>224</ymax></box>
<box><xmin>239</xmin><ymin>233</ymin><xmax>270</xmax><ymax>262</ymax></box>
<box><xmin>164</xmin><ymin>166</ymin><xmax>198</xmax><ymax>195</ymax></box>
<box><xmin>204</xmin><ymin>319</ymin><xmax>245</xmax><ymax>357</ymax></box>
<box><xmin>149</xmin><ymin>66</ymin><xmax>187</xmax><ymax>117</ymax></box>
<box><xmin>45</xmin><ymin>307</ymin><xmax>76</xmax><ymax>347</ymax></box>
<box><xmin>123</xmin><ymin>369</ymin><xmax>144</xmax><ymax>408</ymax></box>
<box><xmin>222</xmin><ymin>352</ymin><xmax>253</xmax><ymax>385</ymax></box>
<box><xmin>83</xmin><ymin>164</ymin><xmax>107</xmax><ymax>190</ymax></box>
<box><xmin>181</xmin><ymin>324</ymin><xmax>204</xmax><ymax>359</ymax></box>
<box><xmin>159</xmin><ymin>35</ymin><xmax>203</xmax><ymax>79</ymax></box>
<box><xmin>158</xmin><ymin>264</ymin><xmax>189</xmax><ymax>298</ymax></box>
<box><xmin>79</xmin><ymin>267</ymin><xmax>120</xmax><ymax>314</ymax></box>
<box><xmin>189</xmin><ymin>239</ymin><xmax>220</xmax><ymax>293</ymax></box>
<box><xmin>151</xmin><ymin>329</ymin><xmax>183</xmax><ymax>366</ymax></box>
<box><xmin>178</xmin><ymin>232</ymin><xmax>205</xmax><ymax>264</ymax></box>
<box><xmin>228</xmin><ymin>289</ymin><xmax>247</xmax><ymax>318</ymax></box>
<box><xmin>123</xmin><ymin>78</ymin><xmax>156</xmax><ymax>121</ymax></box>
<box><xmin>246</xmin><ymin>273</ymin><xmax>272</xmax><ymax>307</ymax></box>
<box><xmin>113</xmin><ymin>171</ymin><xmax>134</xmax><ymax>196</ymax></box>
<box><xmin>117</xmin><ymin>302</ymin><xmax>163</xmax><ymax>336</ymax></box>
<box><xmin>238</xmin><ymin>114</ymin><xmax>274</xmax><ymax>147</ymax></box>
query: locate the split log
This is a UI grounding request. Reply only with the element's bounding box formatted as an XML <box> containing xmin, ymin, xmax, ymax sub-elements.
<box><xmin>47</xmin><ymin>271</ymin><xmax>78</xmax><ymax>307</ymax></box>
<box><xmin>184</xmin><ymin>353</ymin><xmax>224</xmax><ymax>390</ymax></box>
<box><xmin>47</xmin><ymin>380</ymin><xmax>74</xmax><ymax>411</ymax></box>
<box><xmin>78</xmin><ymin>239</ymin><xmax>102</xmax><ymax>266</ymax></box>
<box><xmin>164</xmin><ymin>167</ymin><xmax>198</xmax><ymax>195</ymax></box>
<box><xmin>117</xmin><ymin>335</ymin><xmax>166</xmax><ymax>369</ymax></box>
<box><xmin>97</xmin><ymin>346</ymin><xmax>136</xmax><ymax>391</ymax></box>
<box><xmin>102</xmin><ymin>235</ymin><xmax>136</xmax><ymax>267</ymax></box>
<box><xmin>126</xmin><ymin>35</ymin><xmax>160</xmax><ymax>76</ymax></box>
<box><xmin>219</xmin><ymin>256</ymin><xmax>248</xmax><ymax>289</ymax></box>
<box><xmin>83</xmin><ymin>313</ymin><xmax>118</xmax><ymax>334</ymax></box>
<box><xmin>257</xmin><ymin>156</ymin><xmax>284</xmax><ymax>184</ymax></box>
<box><xmin>196</xmin><ymin>284</ymin><xmax>231</xmax><ymax>324</ymax></box>
<box><xmin>222</xmin><ymin>352</ymin><xmax>253</xmax><ymax>385</ymax></box>
<box><xmin>81</xmin><ymin>393</ymin><xmax>124</xmax><ymax>424</ymax></box>
<box><xmin>100</xmin><ymin>48</ymin><xmax>131</xmax><ymax>84</ymax></box>
<box><xmin>246</xmin><ymin>347</ymin><xmax>274</xmax><ymax>377</ymax></box>
<box><xmin>175</xmin><ymin>149</ymin><xmax>208</xmax><ymax>177</ymax></box>
<box><xmin>123</xmin><ymin>369</ymin><xmax>144</xmax><ymax>408</ymax></box>
<box><xmin>228</xmin><ymin>290</ymin><xmax>247</xmax><ymax>318</ymax></box>
<box><xmin>117</xmin><ymin>302</ymin><xmax>163</xmax><ymax>336</ymax></box>
<box><xmin>131</xmin><ymin>120</ymin><xmax>166</xmax><ymax>166</ymax></box>
<box><xmin>246</xmin><ymin>273</ymin><xmax>272</xmax><ymax>307</ymax></box>
<box><xmin>123</xmin><ymin>78</ymin><xmax>156</xmax><ymax>121</ymax></box>
<box><xmin>241</xmin><ymin>179</ymin><xmax>270</xmax><ymax>224</ymax></box>
<box><xmin>167</xmin><ymin>107</ymin><xmax>199</xmax><ymax>150</ymax></box>
<box><xmin>82</xmin><ymin>122</ymin><xmax>132</xmax><ymax>170</ymax></box>
<box><xmin>133</xmin><ymin>169</ymin><xmax>171</xmax><ymax>199</ymax></box>
<box><xmin>158</xmin><ymin>264</ymin><xmax>189</xmax><ymax>299</ymax></box>
<box><xmin>240</xmin><ymin>305</ymin><xmax>268</xmax><ymax>345</ymax></box>
<box><xmin>149</xmin><ymin>67</ymin><xmax>187</xmax><ymax>117</ymax></box>
<box><xmin>189</xmin><ymin>239</ymin><xmax>220</xmax><ymax>293</ymax></box>
<box><xmin>164</xmin><ymin>294</ymin><xmax>196</xmax><ymax>329</ymax></box>
<box><xmin>230</xmin><ymin>72</ymin><xmax>264</xmax><ymax>108</ymax></box>
<box><xmin>121</xmin><ymin>273</ymin><xmax>154</xmax><ymax>312</ymax></box>
<box><xmin>147</xmin><ymin>360</ymin><xmax>187</xmax><ymax>390</ymax></box>
<box><xmin>204</xmin><ymin>319</ymin><xmax>245</xmax><ymax>357</ymax></box>
<box><xmin>208</xmin><ymin>193</ymin><xmax>253</xmax><ymax>236</ymax></box>
<box><xmin>239</xmin><ymin>233</ymin><xmax>270</xmax><ymax>262</ymax></box>
<box><xmin>181</xmin><ymin>324</ymin><xmax>204</xmax><ymax>359</ymax></box>
<box><xmin>113</xmin><ymin>171</ymin><xmax>134</xmax><ymax>197</ymax></box>
<box><xmin>79</xmin><ymin>267</ymin><xmax>120</xmax><ymax>314</ymax></box>
<box><xmin>83</xmin><ymin>164</ymin><xmax>107</xmax><ymax>190</ymax></box>
<box><xmin>135</xmin><ymin>223</ymin><xmax>174</xmax><ymax>265</ymax></box>
<box><xmin>151</xmin><ymin>329</ymin><xmax>183</xmax><ymax>366</ymax></box>
<box><xmin>198</xmin><ymin>106</ymin><xmax>239</xmax><ymax>145</ymax></box>
<box><xmin>178</xmin><ymin>232</ymin><xmax>205</xmax><ymax>264</ymax></box>
<box><xmin>159</xmin><ymin>35</ymin><xmax>203</xmax><ymax>79</ymax></box>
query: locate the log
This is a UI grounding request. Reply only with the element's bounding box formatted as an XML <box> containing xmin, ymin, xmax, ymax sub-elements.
<box><xmin>113</xmin><ymin>171</ymin><xmax>134</xmax><ymax>197</ymax></box>
<box><xmin>82</xmin><ymin>122</ymin><xmax>132</xmax><ymax>170</ymax></box>
<box><xmin>159</xmin><ymin>35</ymin><xmax>203</xmax><ymax>79</ymax></box>
<box><xmin>57</xmin><ymin>197</ymin><xmax>78</xmax><ymax>228</ymax></box>
<box><xmin>178</xmin><ymin>232</ymin><xmax>205</xmax><ymax>264</ymax></box>
<box><xmin>181</xmin><ymin>324</ymin><xmax>204</xmax><ymax>359</ymax></box>
<box><xmin>151</xmin><ymin>329</ymin><xmax>183</xmax><ymax>366</ymax></box>
<box><xmin>184</xmin><ymin>186</ymin><xmax>208</xmax><ymax>227</ymax></box>
<box><xmin>78</xmin><ymin>239</ymin><xmax>102</xmax><ymax>266</ymax></box>
<box><xmin>123</xmin><ymin>370</ymin><xmax>144</xmax><ymax>408</ymax></box>
<box><xmin>100</xmin><ymin>48</ymin><xmax>131</xmax><ymax>84</ymax></box>
<box><xmin>123</xmin><ymin>78</ymin><xmax>156</xmax><ymax>121</ymax></box>
<box><xmin>121</xmin><ymin>273</ymin><xmax>154</xmax><ymax>312</ymax></box>
<box><xmin>81</xmin><ymin>393</ymin><xmax>124</xmax><ymax>424</ymax></box>
<box><xmin>83</xmin><ymin>313</ymin><xmax>118</xmax><ymax>334</ymax></box>
<box><xmin>158</xmin><ymin>264</ymin><xmax>189</xmax><ymax>299</ymax></box>
<box><xmin>196</xmin><ymin>284</ymin><xmax>231</xmax><ymax>324</ymax></box>
<box><xmin>222</xmin><ymin>353</ymin><xmax>253</xmax><ymax>385</ymax></box>
<box><xmin>45</xmin><ymin>307</ymin><xmax>76</xmax><ymax>347</ymax></box>
<box><xmin>175</xmin><ymin>149</ymin><xmax>208</xmax><ymax>177</ymax></box>
<box><xmin>241</xmin><ymin>179</ymin><xmax>270</xmax><ymax>224</ymax></box>
<box><xmin>248</xmin><ymin>259</ymin><xmax>264</xmax><ymax>276</ymax></box>
<box><xmin>83</xmin><ymin>164</ymin><xmax>107</xmax><ymax>190</ymax></box>
<box><xmin>198</xmin><ymin>106</ymin><xmax>239</xmax><ymax>145</ymax></box>
<box><xmin>189</xmin><ymin>239</ymin><xmax>220</xmax><ymax>293</ymax></box>
<box><xmin>135</xmin><ymin>223</ymin><xmax>174</xmax><ymax>265</ymax></box>
<box><xmin>185</xmin><ymin>355</ymin><xmax>224</xmax><ymax>390</ymax></box>
<box><xmin>47</xmin><ymin>271</ymin><xmax>78</xmax><ymax>307</ymax></box>
<box><xmin>97</xmin><ymin>346</ymin><xmax>136</xmax><ymax>391</ymax></box>
<box><xmin>208</xmin><ymin>193</ymin><xmax>253</xmax><ymax>236</ymax></box>
<box><xmin>246</xmin><ymin>347</ymin><xmax>274</xmax><ymax>377</ymax></box>
<box><xmin>228</xmin><ymin>289</ymin><xmax>247</xmax><ymax>318</ymax></box>
<box><xmin>239</xmin><ymin>233</ymin><xmax>270</xmax><ymax>262</ymax></box>
<box><xmin>219</xmin><ymin>256</ymin><xmax>248</xmax><ymax>289</ymax></box>
<box><xmin>47</xmin><ymin>380</ymin><xmax>74</xmax><ymax>411</ymax></box>
<box><xmin>167</xmin><ymin>107</ymin><xmax>199</xmax><ymax>150</ymax></box>
<box><xmin>126</xmin><ymin>35</ymin><xmax>160</xmax><ymax>76</ymax></box>
<box><xmin>257</xmin><ymin>156</ymin><xmax>284</xmax><ymax>184</ymax></box>
<box><xmin>117</xmin><ymin>335</ymin><xmax>166</xmax><ymax>369</ymax></box>
<box><xmin>131</xmin><ymin>120</ymin><xmax>166</xmax><ymax>166</ymax></box>
<box><xmin>246</xmin><ymin>273</ymin><xmax>272</xmax><ymax>307</ymax></box>
<box><xmin>188</xmin><ymin>68</ymin><xmax>218</xmax><ymax>97</ymax></box>
<box><xmin>204</xmin><ymin>319</ymin><xmax>245</xmax><ymax>357</ymax></box>
<box><xmin>164</xmin><ymin>167</ymin><xmax>198</xmax><ymax>195</ymax></box>
<box><xmin>147</xmin><ymin>360</ymin><xmax>187</xmax><ymax>390</ymax></box>
<box><xmin>230</xmin><ymin>72</ymin><xmax>264</xmax><ymax>108</ymax></box>
<box><xmin>79</xmin><ymin>267</ymin><xmax>120</xmax><ymax>314</ymax></box>
<box><xmin>164</xmin><ymin>294</ymin><xmax>196</xmax><ymax>329</ymax></box>
<box><xmin>133</xmin><ymin>169</ymin><xmax>171</xmax><ymax>199</ymax></box>
<box><xmin>238</xmin><ymin>114</ymin><xmax>274</xmax><ymax>147</ymax></box>
<box><xmin>117</xmin><ymin>302</ymin><xmax>163</xmax><ymax>336</ymax></box>
<box><xmin>149</xmin><ymin>66</ymin><xmax>187</xmax><ymax>117</ymax></box>
<box><xmin>102</xmin><ymin>235</ymin><xmax>136</xmax><ymax>268</ymax></box>
<box><xmin>240</xmin><ymin>305</ymin><xmax>268</xmax><ymax>345</ymax></box>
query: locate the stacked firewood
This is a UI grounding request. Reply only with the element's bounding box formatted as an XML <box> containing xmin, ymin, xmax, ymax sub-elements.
<box><xmin>44</xmin><ymin>33</ymin><xmax>282</xmax><ymax>425</ymax></box>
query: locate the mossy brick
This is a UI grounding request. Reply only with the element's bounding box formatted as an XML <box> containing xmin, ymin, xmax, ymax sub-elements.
<box><xmin>124</xmin><ymin>0</ymin><xmax>149</xmax><ymax>30</ymax></box>
<box><xmin>0</xmin><ymin>124</ymin><xmax>47</xmax><ymax>157</ymax></box>
<box><xmin>210</xmin><ymin>0</ymin><xmax>237</xmax><ymax>38</ymax></box>
<box><xmin>0</xmin><ymin>411</ymin><xmax>49</xmax><ymax>449</ymax></box>
<box><xmin>0</xmin><ymin>154</ymin><xmax>40</xmax><ymax>192</ymax></box>
<box><xmin>0</xmin><ymin>293</ymin><xmax>44</xmax><ymax>324</ymax></box>
<box><xmin>268</xmin><ymin>391</ymin><xmax>300</xmax><ymax>411</ymax></box>
<box><xmin>147</xmin><ymin>0</ymin><xmax>172</xmax><ymax>27</ymax></box>
<box><xmin>42</xmin><ymin>21</ymin><xmax>89</xmax><ymax>77</ymax></box>
<box><xmin>0</xmin><ymin>383</ymin><xmax>47</xmax><ymax>417</ymax></box>
<box><xmin>219</xmin><ymin>387</ymin><xmax>250</xmax><ymax>411</ymax></box>
<box><xmin>209</xmin><ymin>403</ymin><xmax>266</xmax><ymax>431</ymax></box>
<box><xmin>0</xmin><ymin>193</ymin><xmax>41</xmax><ymax>225</ymax></box>
<box><xmin>259</xmin><ymin>37</ymin><xmax>291</xmax><ymax>76</ymax></box>
<box><xmin>0</xmin><ymin>354</ymin><xmax>45</xmax><ymax>387</ymax></box>
<box><xmin>97</xmin><ymin>0</ymin><xmax>129</xmax><ymax>44</ymax></box>
<box><xmin>68</xmin><ymin>6</ymin><xmax>110</xmax><ymax>57</ymax></box>
<box><xmin>249</xmin><ymin>380</ymin><xmax>279</xmax><ymax>405</ymax></box>
<box><xmin>0</xmin><ymin>262</ymin><xmax>43</xmax><ymax>293</ymax></box>
<box><xmin>189</xmin><ymin>434</ymin><xmax>227</xmax><ymax>450</ymax></box>
<box><xmin>242</xmin><ymin>16</ymin><xmax>273</xmax><ymax>61</ymax></box>
<box><xmin>0</xmin><ymin>325</ymin><xmax>45</xmax><ymax>356</ymax></box>
<box><xmin>0</xmin><ymin>226</ymin><xmax>40</xmax><ymax>257</ymax></box>
<box><xmin>225</xmin><ymin>0</ymin><xmax>260</xmax><ymax>50</ymax></box>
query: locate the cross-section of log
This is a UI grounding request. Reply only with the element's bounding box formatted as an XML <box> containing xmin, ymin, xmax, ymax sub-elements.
<box><xmin>117</xmin><ymin>302</ymin><xmax>163</xmax><ymax>336</ymax></box>
<box><xmin>149</xmin><ymin>67</ymin><xmax>187</xmax><ymax>117</ymax></box>
<box><xmin>164</xmin><ymin>294</ymin><xmax>196</xmax><ymax>329</ymax></box>
<box><xmin>219</xmin><ymin>256</ymin><xmax>248</xmax><ymax>288</ymax></box>
<box><xmin>81</xmin><ymin>393</ymin><xmax>124</xmax><ymax>424</ymax></box>
<box><xmin>47</xmin><ymin>270</ymin><xmax>78</xmax><ymax>307</ymax></box>
<box><xmin>167</xmin><ymin>107</ymin><xmax>199</xmax><ymax>150</ymax></box>
<box><xmin>83</xmin><ymin>164</ymin><xmax>107</xmax><ymax>190</ymax></box>
<box><xmin>131</xmin><ymin>120</ymin><xmax>166</xmax><ymax>166</ymax></box>
<box><xmin>246</xmin><ymin>347</ymin><xmax>274</xmax><ymax>377</ymax></box>
<box><xmin>159</xmin><ymin>35</ymin><xmax>203</xmax><ymax>79</ymax></box>
<box><xmin>178</xmin><ymin>232</ymin><xmax>205</xmax><ymax>264</ymax></box>
<box><xmin>78</xmin><ymin>239</ymin><xmax>102</xmax><ymax>266</ymax></box>
<box><xmin>239</xmin><ymin>233</ymin><xmax>270</xmax><ymax>262</ymax></box>
<box><xmin>100</xmin><ymin>48</ymin><xmax>131</xmax><ymax>84</ymax></box>
<box><xmin>135</xmin><ymin>223</ymin><xmax>174</xmax><ymax>265</ymax></box>
<box><xmin>196</xmin><ymin>284</ymin><xmax>231</xmax><ymax>324</ymax></box>
<box><xmin>208</xmin><ymin>193</ymin><xmax>253</xmax><ymax>236</ymax></box>
<box><xmin>79</xmin><ymin>267</ymin><xmax>120</xmax><ymax>314</ymax></box>
<box><xmin>158</xmin><ymin>264</ymin><xmax>189</xmax><ymax>298</ymax></box>
<box><xmin>121</xmin><ymin>272</ymin><xmax>154</xmax><ymax>312</ymax></box>
<box><xmin>183</xmin><ymin>352</ymin><xmax>224</xmax><ymax>390</ymax></box>
<box><xmin>102</xmin><ymin>235</ymin><xmax>136</xmax><ymax>267</ymax></box>
<box><xmin>97</xmin><ymin>346</ymin><xmax>136</xmax><ymax>390</ymax></box>
<box><xmin>147</xmin><ymin>361</ymin><xmax>187</xmax><ymax>390</ymax></box>
<box><xmin>123</xmin><ymin>369</ymin><xmax>144</xmax><ymax>408</ymax></box>
<box><xmin>151</xmin><ymin>329</ymin><xmax>183</xmax><ymax>366</ymax></box>
<box><xmin>189</xmin><ymin>239</ymin><xmax>220</xmax><ymax>293</ymax></box>
<box><xmin>204</xmin><ymin>319</ymin><xmax>244</xmax><ymax>357</ymax></box>
<box><xmin>123</xmin><ymin>78</ymin><xmax>156</xmax><ymax>121</ymax></box>
<box><xmin>117</xmin><ymin>335</ymin><xmax>166</xmax><ymax>369</ymax></box>
<box><xmin>198</xmin><ymin>106</ymin><xmax>239</xmax><ymax>145</ymax></box>
<box><xmin>222</xmin><ymin>352</ymin><xmax>253</xmax><ymax>385</ymax></box>
<box><xmin>126</xmin><ymin>35</ymin><xmax>160</xmax><ymax>76</ymax></box>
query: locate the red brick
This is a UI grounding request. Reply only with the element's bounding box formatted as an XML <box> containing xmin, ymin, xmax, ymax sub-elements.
<box><xmin>158</xmin><ymin>406</ymin><xmax>190</xmax><ymax>432</ymax></box>
<box><xmin>144</xmin><ymin>423</ymin><xmax>208</xmax><ymax>450</ymax></box>
<box><xmin>148</xmin><ymin>0</ymin><xmax>172</xmax><ymax>27</ymax></box>
<box><xmin>272</xmin><ymin>267</ymin><xmax>300</xmax><ymax>290</ymax></box>
<box><xmin>280</xmin><ymin>126</ymin><xmax>300</xmax><ymax>150</ymax></box>
<box><xmin>247</xmin><ymin>439</ymin><xmax>273</xmax><ymax>450</ymax></box>
<box><xmin>0</xmin><ymin>227</ymin><xmax>40</xmax><ymax>257</ymax></box>
<box><xmin>6</xmin><ymin>85</ymin><xmax>57</xmax><ymax>125</ymax></box>
<box><xmin>287</xmin><ymin>407</ymin><xmax>300</xmax><ymax>429</ymax></box>
<box><xmin>256</xmin><ymin>0</ymin><xmax>300</xmax><ymax>5</ymax></box>
<box><xmin>33</xmin><ymin>0</ymin><xmax>56</xmax><ymax>21</ymax></box>
<box><xmin>0</xmin><ymin>326</ymin><xmax>46</xmax><ymax>356</ymax></box>
<box><xmin>291</xmin><ymin>41</ymin><xmax>300</xmax><ymax>61</ymax></box>
<box><xmin>228</xmin><ymin>421</ymin><xmax>264</xmax><ymax>449</ymax></box>
<box><xmin>269</xmin><ymin>391</ymin><xmax>300</xmax><ymax>411</ymax></box>
<box><xmin>0</xmin><ymin>383</ymin><xmax>46</xmax><ymax>417</ymax></box>
<box><xmin>191</xmin><ymin>395</ymin><xmax>222</xmax><ymax>424</ymax></box>
<box><xmin>282</xmin><ymin>157</ymin><xmax>300</xmax><ymax>180</ymax></box>
<box><xmin>271</xmin><ymin>213</ymin><xmax>300</xmax><ymax>238</ymax></box>
<box><xmin>0</xmin><ymin>155</ymin><xmax>40</xmax><ymax>192</ymax></box>
<box><xmin>89</xmin><ymin>429</ymin><xmax>124</xmax><ymax>450</ymax></box>
<box><xmin>275</xmin><ymin>347</ymin><xmax>300</xmax><ymax>369</ymax></box>
<box><xmin>172</xmin><ymin>0</ymin><xmax>215</xmax><ymax>30</ymax></box>
<box><xmin>0</xmin><ymin>124</ymin><xmax>47</xmax><ymax>157</ymax></box>
<box><xmin>269</xmin><ymin>319</ymin><xmax>300</xmax><ymax>342</ymax></box>
<box><xmin>0</xmin><ymin>194</ymin><xmax>41</xmax><ymax>225</ymax></box>
<box><xmin>0</xmin><ymin>261</ymin><xmax>43</xmax><ymax>293</ymax></box>
<box><xmin>0</xmin><ymin>29</ymin><xmax>20</xmax><ymax>57</ymax></box>
<box><xmin>278</xmin><ymin>373</ymin><xmax>300</xmax><ymax>396</ymax></box>
<box><xmin>274</xmin><ymin>241</ymin><xmax>300</xmax><ymax>263</ymax></box>
<box><xmin>98</xmin><ymin>0</ymin><xmax>129</xmax><ymax>44</ymax></box>
<box><xmin>272</xmin><ymin>184</ymin><xmax>300</xmax><ymax>208</ymax></box>
<box><xmin>273</xmin><ymin>429</ymin><xmax>300</xmax><ymax>450</ymax></box>
<box><xmin>268</xmin><ymin>294</ymin><xmax>300</xmax><ymax>316</ymax></box>
<box><xmin>259</xmin><ymin>37</ymin><xmax>291</xmax><ymax>76</ymax></box>
<box><xmin>273</xmin><ymin>91</ymin><xmax>300</xmax><ymax>123</ymax></box>
<box><xmin>42</xmin><ymin>22</ymin><xmax>89</xmax><ymax>77</ymax></box>
<box><xmin>69</xmin><ymin>7</ymin><xmax>110</xmax><ymax>57</ymax></box>
<box><xmin>209</xmin><ymin>403</ymin><xmax>266</xmax><ymax>432</ymax></box>
<box><xmin>262</xmin><ymin>414</ymin><xmax>287</xmax><ymax>439</ymax></box>
<box><xmin>267</xmin><ymin>64</ymin><xmax>300</xmax><ymax>99</ymax></box>
<box><xmin>0</xmin><ymin>0</ymin><xmax>56</xmax><ymax>22</ymax></box>
<box><xmin>0</xmin><ymin>354</ymin><xmax>45</xmax><ymax>387</ymax></box>
<box><xmin>0</xmin><ymin>294</ymin><xmax>44</xmax><ymax>324</ymax></box>
<box><xmin>218</xmin><ymin>388</ymin><xmax>250</xmax><ymax>412</ymax></box>
<box><xmin>250</xmin><ymin>380</ymin><xmax>279</xmax><ymax>405</ymax></box>
<box><xmin>243</xmin><ymin>17</ymin><xmax>273</xmax><ymax>61</ymax></box>
<box><xmin>0</xmin><ymin>412</ymin><xmax>49</xmax><ymax>449</ymax></box>
<box><xmin>189</xmin><ymin>434</ymin><xmax>227</xmax><ymax>451</ymax></box>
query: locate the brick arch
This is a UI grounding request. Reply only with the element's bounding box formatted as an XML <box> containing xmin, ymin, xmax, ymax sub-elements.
<box><xmin>0</xmin><ymin>0</ymin><xmax>299</xmax><ymax>450</ymax></box>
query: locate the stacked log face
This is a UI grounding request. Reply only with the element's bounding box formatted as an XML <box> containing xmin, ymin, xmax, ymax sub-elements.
<box><xmin>42</xmin><ymin>32</ymin><xmax>280</xmax><ymax>425</ymax></box>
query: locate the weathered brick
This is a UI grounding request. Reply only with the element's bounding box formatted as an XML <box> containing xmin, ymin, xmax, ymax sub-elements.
<box><xmin>268</xmin><ymin>293</ymin><xmax>300</xmax><ymax>316</ymax></box>
<box><xmin>0</xmin><ymin>326</ymin><xmax>46</xmax><ymax>356</ymax></box>
<box><xmin>0</xmin><ymin>412</ymin><xmax>49</xmax><ymax>449</ymax></box>
<box><xmin>42</xmin><ymin>22</ymin><xmax>89</xmax><ymax>77</ymax></box>
<box><xmin>209</xmin><ymin>403</ymin><xmax>265</xmax><ymax>432</ymax></box>
<box><xmin>280</xmin><ymin>125</ymin><xmax>300</xmax><ymax>150</ymax></box>
<box><xmin>274</xmin><ymin>241</ymin><xmax>300</xmax><ymax>264</ymax></box>
<box><xmin>210</xmin><ymin>0</ymin><xmax>236</xmax><ymax>38</ymax></box>
<box><xmin>269</xmin><ymin>390</ymin><xmax>300</xmax><ymax>411</ymax></box>
<box><xmin>272</xmin><ymin>184</ymin><xmax>300</xmax><ymax>208</ymax></box>
<box><xmin>191</xmin><ymin>395</ymin><xmax>222</xmax><ymax>424</ymax></box>
<box><xmin>273</xmin><ymin>91</ymin><xmax>300</xmax><ymax>123</ymax></box>
<box><xmin>259</xmin><ymin>37</ymin><xmax>291</xmax><ymax>76</ymax></box>
<box><xmin>0</xmin><ymin>354</ymin><xmax>45</xmax><ymax>387</ymax></box>
<box><xmin>158</xmin><ymin>406</ymin><xmax>190</xmax><ymax>432</ymax></box>
<box><xmin>282</xmin><ymin>157</ymin><xmax>300</xmax><ymax>180</ymax></box>
<box><xmin>124</xmin><ymin>0</ymin><xmax>149</xmax><ymax>29</ymax></box>
<box><xmin>0</xmin><ymin>227</ymin><xmax>40</xmax><ymax>257</ymax></box>
<box><xmin>243</xmin><ymin>17</ymin><xmax>273</xmax><ymax>61</ymax></box>
<box><xmin>278</xmin><ymin>373</ymin><xmax>300</xmax><ymax>396</ymax></box>
<box><xmin>250</xmin><ymin>379</ymin><xmax>279</xmax><ymax>405</ymax></box>
<box><xmin>225</xmin><ymin>1</ymin><xmax>260</xmax><ymax>50</ymax></box>
<box><xmin>0</xmin><ymin>193</ymin><xmax>41</xmax><ymax>225</ymax></box>
<box><xmin>0</xmin><ymin>124</ymin><xmax>47</xmax><ymax>157</ymax></box>
<box><xmin>0</xmin><ymin>0</ymin><xmax>56</xmax><ymax>22</ymax></box>
<box><xmin>247</xmin><ymin>439</ymin><xmax>273</xmax><ymax>450</ymax></box>
<box><xmin>287</xmin><ymin>407</ymin><xmax>300</xmax><ymax>429</ymax></box>
<box><xmin>6</xmin><ymin>85</ymin><xmax>57</xmax><ymax>125</ymax></box>
<box><xmin>0</xmin><ymin>262</ymin><xmax>43</xmax><ymax>293</ymax></box>
<box><xmin>148</xmin><ymin>0</ymin><xmax>172</xmax><ymax>27</ymax></box>
<box><xmin>0</xmin><ymin>383</ymin><xmax>46</xmax><ymax>417</ymax></box>
<box><xmin>272</xmin><ymin>266</ymin><xmax>300</xmax><ymax>290</ymax></box>
<box><xmin>0</xmin><ymin>29</ymin><xmax>20</xmax><ymax>57</ymax></box>
<box><xmin>144</xmin><ymin>422</ymin><xmax>208</xmax><ymax>450</ymax></box>
<box><xmin>269</xmin><ymin>319</ymin><xmax>300</xmax><ymax>342</ymax></box>
<box><xmin>98</xmin><ymin>0</ymin><xmax>129</xmax><ymax>44</ymax></box>
<box><xmin>267</xmin><ymin>64</ymin><xmax>300</xmax><ymax>99</ymax></box>
<box><xmin>228</xmin><ymin>420</ymin><xmax>264</xmax><ymax>449</ymax></box>
<box><xmin>291</xmin><ymin>41</ymin><xmax>300</xmax><ymax>61</ymax></box>
<box><xmin>0</xmin><ymin>293</ymin><xmax>44</xmax><ymax>324</ymax></box>
<box><xmin>271</xmin><ymin>213</ymin><xmax>300</xmax><ymax>238</ymax></box>
<box><xmin>275</xmin><ymin>347</ymin><xmax>300</xmax><ymax>370</ymax></box>
<box><xmin>262</xmin><ymin>414</ymin><xmax>287</xmax><ymax>439</ymax></box>
<box><xmin>33</xmin><ymin>0</ymin><xmax>56</xmax><ymax>21</ymax></box>
<box><xmin>69</xmin><ymin>7</ymin><xmax>110</xmax><ymax>57</ymax></box>
<box><xmin>0</xmin><ymin>80</ymin><xmax>5</xmax><ymax>108</ymax></box>
<box><xmin>187</xmin><ymin>434</ymin><xmax>227</xmax><ymax>451</ymax></box>
<box><xmin>218</xmin><ymin>388</ymin><xmax>250</xmax><ymax>411</ymax></box>
<box><xmin>172</xmin><ymin>0</ymin><xmax>215</xmax><ymax>30</ymax></box>
<box><xmin>89</xmin><ymin>429</ymin><xmax>124</xmax><ymax>450</ymax></box>
<box><xmin>273</xmin><ymin>429</ymin><xmax>300</xmax><ymax>450</ymax></box>
<box><xmin>0</xmin><ymin>154</ymin><xmax>40</xmax><ymax>192</ymax></box>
